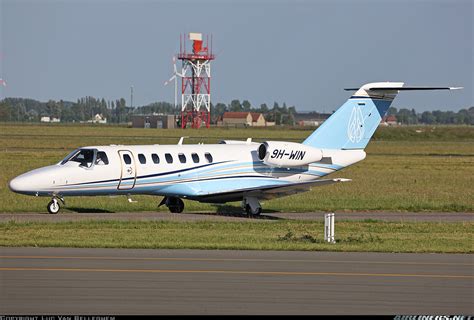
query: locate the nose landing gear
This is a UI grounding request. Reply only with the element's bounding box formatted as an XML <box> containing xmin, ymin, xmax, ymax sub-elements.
<box><xmin>47</xmin><ymin>197</ymin><xmax>65</xmax><ymax>214</ymax></box>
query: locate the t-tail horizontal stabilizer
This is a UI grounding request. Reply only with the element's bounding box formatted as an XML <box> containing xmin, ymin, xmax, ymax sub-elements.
<box><xmin>303</xmin><ymin>82</ymin><xmax>462</xmax><ymax>150</ymax></box>
<box><xmin>344</xmin><ymin>86</ymin><xmax>463</xmax><ymax>91</ymax></box>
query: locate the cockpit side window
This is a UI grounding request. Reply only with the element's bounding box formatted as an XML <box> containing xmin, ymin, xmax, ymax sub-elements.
<box><xmin>69</xmin><ymin>149</ymin><xmax>95</xmax><ymax>168</ymax></box>
<box><xmin>95</xmin><ymin>151</ymin><xmax>109</xmax><ymax>165</ymax></box>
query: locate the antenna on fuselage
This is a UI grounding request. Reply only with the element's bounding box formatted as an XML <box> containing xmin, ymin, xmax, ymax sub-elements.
<box><xmin>178</xmin><ymin>136</ymin><xmax>189</xmax><ymax>145</ymax></box>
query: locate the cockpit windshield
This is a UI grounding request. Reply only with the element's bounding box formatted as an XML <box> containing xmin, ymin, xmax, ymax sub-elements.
<box><xmin>60</xmin><ymin>149</ymin><xmax>96</xmax><ymax>168</ymax></box>
<box><xmin>60</xmin><ymin>149</ymin><xmax>80</xmax><ymax>165</ymax></box>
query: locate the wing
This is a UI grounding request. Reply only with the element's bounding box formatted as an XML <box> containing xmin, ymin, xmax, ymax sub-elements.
<box><xmin>191</xmin><ymin>178</ymin><xmax>351</xmax><ymax>203</ymax></box>
<box><xmin>252</xmin><ymin>178</ymin><xmax>351</xmax><ymax>200</ymax></box>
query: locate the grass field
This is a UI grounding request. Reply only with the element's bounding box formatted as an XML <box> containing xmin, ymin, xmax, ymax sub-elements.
<box><xmin>1</xmin><ymin>123</ymin><xmax>473</xmax><ymax>213</ymax></box>
<box><xmin>0</xmin><ymin>220</ymin><xmax>472</xmax><ymax>253</ymax></box>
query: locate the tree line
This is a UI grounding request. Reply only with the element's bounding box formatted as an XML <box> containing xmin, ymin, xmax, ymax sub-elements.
<box><xmin>0</xmin><ymin>97</ymin><xmax>130</xmax><ymax>123</ymax></box>
<box><xmin>387</xmin><ymin>107</ymin><xmax>474</xmax><ymax>125</ymax></box>
<box><xmin>0</xmin><ymin>97</ymin><xmax>472</xmax><ymax>125</ymax></box>
<box><xmin>0</xmin><ymin>97</ymin><xmax>298</xmax><ymax>125</ymax></box>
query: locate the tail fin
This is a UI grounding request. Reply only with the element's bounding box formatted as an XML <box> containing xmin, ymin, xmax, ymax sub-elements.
<box><xmin>302</xmin><ymin>82</ymin><xmax>461</xmax><ymax>150</ymax></box>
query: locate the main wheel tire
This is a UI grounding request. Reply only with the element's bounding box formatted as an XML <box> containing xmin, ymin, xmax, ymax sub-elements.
<box><xmin>245</xmin><ymin>204</ymin><xmax>252</xmax><ymax>216</ymax></box>
<box><xmin>175</xmin><ymin>198</ymin><xmax>184</xmax><ymax>213</ymax></box>
<box><xmin>245</xmin><ymin>204</ymin><xmax>261</xmax><ymax>216</ymax></box>
<box><xmin>47</xmin><ymin>200</ymin><xmax>60</xmax><ymax>214</ymax></box>
<box><xmin>253</xmin><ymin>207</ymin><xmax>262</xmax><ymax>216</ymax></box>
<box><xmin>168</xmin><ymin>198</ymin><xmax>184</xmax><ymax>213</ymax></box>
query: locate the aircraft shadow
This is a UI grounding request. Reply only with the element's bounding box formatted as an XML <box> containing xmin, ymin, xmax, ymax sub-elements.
<box><xmin>199</xmin><ymin>205</ymin><xmax>282</xmax><ymax>220</ymax></box>
<box><xmin>65</xmin><ymin>207</ymin><xmax>115</xmax><ymax>214</ymax></box>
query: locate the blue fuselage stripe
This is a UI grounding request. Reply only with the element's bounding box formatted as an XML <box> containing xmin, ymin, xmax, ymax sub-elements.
<box><xmin>56</xmin><ymin>160</ymin><xmax>340</xmax><ymax>192</ymax></box>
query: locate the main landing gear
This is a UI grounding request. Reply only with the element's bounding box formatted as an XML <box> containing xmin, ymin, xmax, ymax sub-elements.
<box><xmin>159</xmin><ymin>196</ymin><xmax>185</xmax><ymax>213</ymax></box>
<box><xmin>47</xmin><ymin>197</ymin><xmax>65</xmax><ymax>214</ymax></box>
<box><xmin>242</xmin><ymin>197</ymin><xmax>262</xmax><ymax>216</ymax></box>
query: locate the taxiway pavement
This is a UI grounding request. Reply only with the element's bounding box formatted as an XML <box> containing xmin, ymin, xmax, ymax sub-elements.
<box><xmin>1</xmin><ymin>247</ymin><xmax>472</xmax><ymax>314</ymax></box>
<box><xmin>0</xmin><ymin>211</ymin><xmax>472</xmax><ymax>222</ymax></box>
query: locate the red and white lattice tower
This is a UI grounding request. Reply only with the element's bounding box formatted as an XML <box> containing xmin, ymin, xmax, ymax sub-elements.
<box><xmin>178</xmin><ymin>33</ymin><xmax>215</xmax><ymax>128</ymax></box>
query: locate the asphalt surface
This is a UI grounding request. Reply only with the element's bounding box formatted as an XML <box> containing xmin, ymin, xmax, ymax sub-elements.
<box><xmin>0</xmin><ymin>211</ymin><xmax>472</xmax><ymax>222</ymax></box>
<box><xmin>0</xmin><ymin>247</ymin><xmax>472</xmax><ymax>315</ymax></box>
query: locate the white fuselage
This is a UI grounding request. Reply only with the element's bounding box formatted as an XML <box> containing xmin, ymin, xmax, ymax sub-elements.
<box><xmin>9</xmin><ymin>143</ymin><xmax>365</xmax><ymax>203</ymax></box>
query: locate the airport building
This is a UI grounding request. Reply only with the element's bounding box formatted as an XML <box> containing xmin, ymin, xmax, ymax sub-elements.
<box><xmin>131</xmin><ymin>114</ymin><xmax>176</xmax><ymax>129</ymax></box>
<box><xmin>380</xmin><ymin>115</ymin><xmax>399</xmax><ymax>126</ymax></box>
<box><xmin>294</xmin><ymin>112</ymin><xmax>331</xmax><ymax>126</ymax></box>
<box><xmin>221</xmin><ymin>112</ymin><xmax>267</xmax><ymax>127</ymax></box>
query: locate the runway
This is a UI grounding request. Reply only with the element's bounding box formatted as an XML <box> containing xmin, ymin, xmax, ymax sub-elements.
<box><xmin>1</xmin><ymin>247</ymin><xmax>472</xmax><ymax>314</ymax></box>
<box><xmin>0</xmin><ymin>211</ymin><xmax>472</xmax><ymax>222</ymax></box>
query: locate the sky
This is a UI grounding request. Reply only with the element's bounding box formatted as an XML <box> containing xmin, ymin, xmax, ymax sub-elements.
<box><xmin>0</xmin><ymin>0</ymin><xmax>472</xmax><ymax>112</ymax></box>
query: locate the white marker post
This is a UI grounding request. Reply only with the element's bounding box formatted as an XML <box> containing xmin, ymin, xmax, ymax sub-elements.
<box><xmin>324</xmin><ymin>213</ymin><xmax>335</xmax><ymax>243</ymax></box>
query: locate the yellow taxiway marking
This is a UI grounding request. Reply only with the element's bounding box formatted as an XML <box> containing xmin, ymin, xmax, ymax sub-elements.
<box><xmin>0</xmin><ymin>255</ymin><xmax>472</xmax><ymax>266</ymax></box>
<box><xmin>0</xmin><ymin>267</ymin><xmax>472</xmax><ymax>279</ymax></box>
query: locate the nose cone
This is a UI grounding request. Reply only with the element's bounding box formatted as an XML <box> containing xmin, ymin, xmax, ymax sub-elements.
<box><xmin>9</xmin><ymin>165</ymin><xmax>61</xmax><ymax>196</ymax></box>
<box><xmin>9</xmin><ymin>175</ymin><xmax>30</xmax><ymax>194</ymax></box>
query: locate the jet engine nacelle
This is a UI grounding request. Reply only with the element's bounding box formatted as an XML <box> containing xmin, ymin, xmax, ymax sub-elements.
<box><xmin>257</xmin><ymin>141</ymin><xmax>323</xmax><ymax>167</ymax></box>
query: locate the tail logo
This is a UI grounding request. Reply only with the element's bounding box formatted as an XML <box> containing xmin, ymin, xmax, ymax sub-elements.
<box><xmin>347</xmin><ymin>106</ymin><xmax>365</xmax><ymax>143</ymax></box>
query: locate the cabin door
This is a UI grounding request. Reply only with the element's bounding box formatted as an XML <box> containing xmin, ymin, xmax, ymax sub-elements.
<box><xmin>118</xmin><ymin>150</ymin><xmax>137</xmax><ymax>190</ymax></box>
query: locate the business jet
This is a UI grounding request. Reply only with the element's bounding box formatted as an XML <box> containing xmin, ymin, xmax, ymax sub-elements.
<box><xmin>9</xmin><ymin>82</ymin><xmax>461</xmax><ymax>214</ymax></box>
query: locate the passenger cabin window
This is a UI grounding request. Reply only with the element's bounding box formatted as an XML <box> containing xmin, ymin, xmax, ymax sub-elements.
<box><xmin>165</xmin><ymin>153</ymin><xmax>173</xmax><ymax>164</ymax></box>
<box><xmin>95</xmin><ymin>151</ymin><xmax>109</xmax><ymax>165</ymax></box>
<box><xmin>205</xmin><ymin>152</ymin><xmax>213</xmax><ymax>163</ymax></box>
<box><xmin>152</xmin><ymin>153</ymin><xmax>160</xmax><ymax>164</ymax></box>
<box><xmin>70</xmin><ymin>149</ymin><xmax>95</xmax><ymax>168</ymax></box>
<box><xmin>178</xmin><ymin>153</ymin><xmax>186</xmax><ymax>163</ymax></box>
<box><xmin>138</xmin><ymin>154</ymin><xmax>146</xmax><ymax>164</ymax></box>
<box><xmin>191</xmin><ymin>153</ymin><xmax>199</xmax><ymax>163</ymax></box>
<box><xmin>123</xmin><ymin>154</ymin><xmax>132</xmax><ymax>165</ymax></box>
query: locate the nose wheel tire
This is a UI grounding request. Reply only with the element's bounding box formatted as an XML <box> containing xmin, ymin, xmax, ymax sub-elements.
<box><xmin>47</xmin><ymin>199</ymin><xmax>60</xmax><ymax>214</ymax></box>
